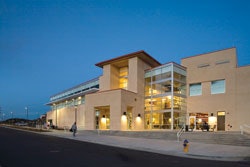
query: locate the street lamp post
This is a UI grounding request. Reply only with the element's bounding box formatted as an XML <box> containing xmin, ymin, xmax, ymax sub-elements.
<box><xmin>74</xmin><ymin>105</ymin><xmax>77</xmax><ymax>123</ymax></box>
<box><xmin>55</xmin><ymin>105</ymin><xmax>57</xmax><ymax>129</ymax></box>
<box><xmin>25</xmin><ymin>107</ymin><xmax>29</xmax><ymax>120</ymax></box>
<box><xmin>10</xmin><ymin>112</ymin><xmax>13</xmax><ymax>125</ymax></box>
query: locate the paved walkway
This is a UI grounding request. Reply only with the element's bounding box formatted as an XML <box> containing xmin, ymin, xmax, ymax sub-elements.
<box><xmin>41</xmin><ymin>130</ymin><xmax>250</xmax><ymax>162</ymax></box>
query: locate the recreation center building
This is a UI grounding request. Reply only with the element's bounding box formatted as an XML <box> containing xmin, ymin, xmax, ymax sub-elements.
<box><xmin>46</xmin><ymin>47</ymin><xmax>250</xmax><ymax>132</ymax></box>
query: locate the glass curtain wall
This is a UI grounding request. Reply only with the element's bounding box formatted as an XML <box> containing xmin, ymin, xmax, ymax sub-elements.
<box><xmin>51</xmin><ymin>96</ymin><xmax>85</xmax><ymax>110</ymax></box>
<box><xmin>144</xmin><ymin>63</ymin><xmax>187</xmax><ymax>130</ymax></box>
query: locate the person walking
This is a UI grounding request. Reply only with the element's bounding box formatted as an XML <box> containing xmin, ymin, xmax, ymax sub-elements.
<box><xmin>71</xmin><ymin>122</ymin><xmax>77</xmax><ymax>137</ymax></box>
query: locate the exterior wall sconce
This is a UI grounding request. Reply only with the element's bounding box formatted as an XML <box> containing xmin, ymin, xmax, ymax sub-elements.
<box><xmin>136</xmin><ymin>113</ymin><xmax>142</xmax><ymax>123</ymax></box>
<box><xmin>121</xmin><ymin>112</ymin><xmax>127</xmax><ymax>121</ymax></box>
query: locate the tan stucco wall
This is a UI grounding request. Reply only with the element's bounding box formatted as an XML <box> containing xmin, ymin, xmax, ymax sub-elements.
<box><xmin>128</xmin><ymin>57</ymin><xmax>150</xmax><ymax>96</ymax></box>
<box><xmin>181</xmin><ymin>48</ymin><xmax>250</xmax><ymax>131</ymax></box>
<box><xmin>85</xmin><ymin>89</ymin><xmax>144</xmax><ymax>131</ymax></box>
<box><xmin>99</xmin><ymin>64</ymin><xmax>120</xmax><ymax>91</ymax></box>
<box><xmin>236</xmin><ymin>65</ymin><xmax>250</xmax><ymax>127</ymax></box>
<box><xmin>99</xmin><ymin>64</ymin><xmax>111</xmax><ymax>91</ymax></box>
<box><xmin>121</xmin><ymin>90</ymin><xmax>145</xmax><ymax>130</ymax></box>
<box><xmin>46</xmin><ymin>104</ymin><xmax>86</xmax><ymax>130</ymax></box>
<box><xmin>128</xmin><ymin>57</ymin><xmax>138</xmax><ymax>93</ymax></box>
<box><xmin>46</xmin><ymin>110</ymin><xmax>55</xmax><ymax>124</ymax></box>
<box><xmin>85</xmin><ymin>90</ymin><xmax>120</xmax><ymax>130</ymax></box>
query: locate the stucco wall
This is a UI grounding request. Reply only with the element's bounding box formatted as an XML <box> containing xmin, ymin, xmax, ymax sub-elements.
<box><xmin>236</xmin><ymin>65</ymin><xmax>250</xmax><ymax>127</ymax></box>
<box><xmin>85</xmin><ymin>90</ymin><xmax>121</xmax><ymax>130</ymax></box>
<box><xmin>46</xmin><ymin>104</ymin><xmax>86</xmax><ymax>130</ymax></box>
<box><xmin>181</xmin><ymin>48</ymin><xmax>246</xmax><ymax>131</ymax></box>
<box><xmin>99</xmin><ymin>64</ymin><xmax>111</xmax><ymax>91</ymax></box>
<box><xmin>85</xmin><ymin>89</ymin><xmax>144</xmax><ymax>130</ymax></box>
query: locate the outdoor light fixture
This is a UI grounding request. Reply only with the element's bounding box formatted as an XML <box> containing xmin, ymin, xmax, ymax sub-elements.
<box><xmin>136</xmin><ymin>113</ymin><xmax>142</xmax><ymax>123</ymax></box>
<box><xmin>211</xmin><ymin>113</ymin><xmax>214</xmax><ymax>116</ymax></box>
<box><xmin>123</xmin><ymin>112</ymin><xmax>126</xmax><ymax>115</ymax></box>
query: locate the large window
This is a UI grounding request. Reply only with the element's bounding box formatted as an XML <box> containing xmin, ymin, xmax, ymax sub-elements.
<box><xmin>189</xmin><ymin>83</ymin><xmax>202</xmax><ymax>96</ymax></box>
<box><xmin>119</xmin><ymin>67</ymin><xmax>128</xmax><ymax>90</ymax></box>
<box><xmin>211</xmin><ymin>80</ymin><xmax>225</xmax><ymax>94</ymax></box>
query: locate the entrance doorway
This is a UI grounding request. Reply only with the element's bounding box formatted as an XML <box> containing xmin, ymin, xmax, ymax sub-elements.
<box><xmin>217</xmin><ymin>111</ymin><xmax>225</xmax><ymax>131</ymax></box>
<box><xmin>95</xmin><ymin>106</ymin><xmax>110</xmax><ymax>130</ymax></box>
<box><xmin>127</xmin><ymin>111</ymin><xmax>132</xmax><ymax>130</ymax></box>
<box><xmin>121</xmin><ymin>107</ymin><xmax>133</xmax><ymax>130</ymax></box>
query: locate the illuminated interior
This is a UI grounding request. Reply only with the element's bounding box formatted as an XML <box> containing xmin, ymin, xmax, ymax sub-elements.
<box><xmin>144</xmin><ymin>63</ymin><xmax>187</xmax><ymax>130</ymax></box>
<box><xmin>189</xmin><ymin>113</ymin><xmax>209</xmax><ymax>130</ymax></box>
<box><xmin>145</xmin><ymin>112</ymin><xmax>181</xmax><ymax>129</ymax></box>
<box><xmin>95</xmin><ymin>106</ymin><xmax>110</xmax><ymax>130</ymax></box>
<box><xmin>119</xmin><ymin>67</ymin><xmax>128</xmax><ymax>90</ymax></box>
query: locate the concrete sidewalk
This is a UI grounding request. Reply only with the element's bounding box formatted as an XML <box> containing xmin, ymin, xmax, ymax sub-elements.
<box><xmin>42</xmin><ymin>130</ymin><xmax>250</xmax><ymax>162</ymax></box>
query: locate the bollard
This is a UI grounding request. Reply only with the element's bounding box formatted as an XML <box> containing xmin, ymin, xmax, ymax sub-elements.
<box><xmin>183</xmin><ymin>139</ymin><xmax>189</xmax><ymax>153</ymax></box>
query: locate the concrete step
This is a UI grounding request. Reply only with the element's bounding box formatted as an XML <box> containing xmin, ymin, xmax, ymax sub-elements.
<box><xmin>180</xmin><ymin>131</ymin><xmax>250</xmax><ymax>146</ymax></box>
<box><xmin>86</xmin><ymin>130</ymin><xmax>250</xmax><ymax>147</ymax></box>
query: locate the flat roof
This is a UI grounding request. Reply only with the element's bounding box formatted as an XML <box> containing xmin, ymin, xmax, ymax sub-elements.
<box><xmin>181</xmin><ymin>47</ymin><xmax>236</xmax><ymax>60</ymax></box>
<box><xmin>46</xmin><ymin>88</ymin><xmax>99</xmax><ymax>106</ymax></box>
<box><xmin>95</xmin><ymin>50</ymin><xmax>161</xmax><ymax>68</ymax></box>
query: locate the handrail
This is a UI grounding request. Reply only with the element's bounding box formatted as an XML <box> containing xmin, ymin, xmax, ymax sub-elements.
<box><xmin>177</xmin><ymin>124</ymin><xmax>185</xmax><ymax>142</ymax></box>
<box><xmin>240</xmin><ymin>124</ymin><xmax>250</xmax><ymax>135</ymax></box>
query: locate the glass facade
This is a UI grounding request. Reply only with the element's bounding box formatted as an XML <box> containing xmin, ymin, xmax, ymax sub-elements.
<box><xmin>51</xmin><ymin>97</ymin><xmax>85</xmax><ymax>110</ymax></box>
<box><xmin>144</xmin><ymin>63</ymin><xmax>187</xmax><ymax>130</ymax></box>
<box><xmin>50</xmin><ymin>78</ymin><xmax>99</xmax><ymax>102</ymax></box>
<box><xmin>50</xmin><ymin>78</ymin><xmax>99</xmax><ymax>110</ymax></box>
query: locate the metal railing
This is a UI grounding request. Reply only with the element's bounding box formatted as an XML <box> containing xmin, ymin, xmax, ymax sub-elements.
<box><xmin>240</xmin><ymin>124</ymin><xmax>250</xmax><ymax>135</ymax></box>
<box><xmin>177</xmin><ymin>124</ymin><xmax>185</xmax><ymax>142</ymax></box>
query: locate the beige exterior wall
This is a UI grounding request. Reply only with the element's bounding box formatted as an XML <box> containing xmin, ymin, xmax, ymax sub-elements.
<box><xmin>99</xmin><ymin>64</ymin><xmax>120</xmax><ymax>91</ymax></box>
<box><xmin>85</xmin><ymin>89</ymin><xmax>144</xmax><ymax>130</ymax></box>
<box><xmin>128</xmin><ymin>57</ymin><xmax>151</xmax><ymax>96</ymax></box>
<box><xmin>181</xmin><ymin>48</ymin><xmax>250</xmax><ymax>131</ymax></box>
<box><xmin>46</xmin><ymin>110</ymin><xmax>55</xmax><ymax>125</ymax></box>
<box><xmin>46</xmin><ymin>104</ymin><xmax>86</xmax><ymax>130</ymax></box>
<box><xmin>236</xmin><ymin>66</ymin><xmax>250</xmax><ymax>127</ymax></box>
<box><xmin>99</xmin><ymin>64</ymin><xmax>111</xmax><ymax>91</ymax></box>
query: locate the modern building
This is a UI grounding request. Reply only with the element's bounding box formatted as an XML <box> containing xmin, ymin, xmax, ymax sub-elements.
<box><xmin>46</xmin><ymin>47</ymin><xmax>250</xmax><ymax>131</ymax></box>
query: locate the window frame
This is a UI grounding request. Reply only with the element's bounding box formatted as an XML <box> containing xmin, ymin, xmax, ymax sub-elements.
<box><xmin>211</xmin><ymin>79</ymin><xmax>225</xmax><ymax>94</ymax></box>
<box><xmin>189</xmin><ymin>83</ymin><xmax>202</xmax><ymax>96</ymax></box>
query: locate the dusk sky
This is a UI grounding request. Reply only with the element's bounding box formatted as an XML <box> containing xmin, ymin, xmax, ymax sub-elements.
<box><xmin>1</xmin><ymin>0</ymin><xmax>250</xmax><ymax>120</ymax></box>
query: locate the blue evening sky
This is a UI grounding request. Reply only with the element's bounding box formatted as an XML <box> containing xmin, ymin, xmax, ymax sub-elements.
<box><xmin>1</xmin><ymin>0</ymin><xmax>250</xmax><ymax>120</ymax></box>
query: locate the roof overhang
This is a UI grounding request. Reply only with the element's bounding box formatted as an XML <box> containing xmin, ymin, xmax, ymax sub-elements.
<box><xmin>45</xmin><ymin>88</ymin><xmax>99</xmax><ymax>106</ymax></box>
<box><xmin>95</xmin><ymin>50</ymin><xmax>161</xmax><ymax>68</ymax></box>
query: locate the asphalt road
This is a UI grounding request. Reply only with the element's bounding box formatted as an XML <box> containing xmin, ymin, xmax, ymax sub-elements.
<box><xmin>0</xmin><ymin>126</ymin><xmax>249</xmax><ymax>167</ymax></box>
